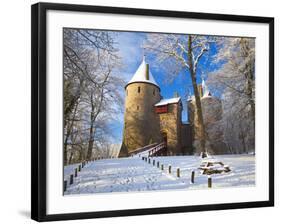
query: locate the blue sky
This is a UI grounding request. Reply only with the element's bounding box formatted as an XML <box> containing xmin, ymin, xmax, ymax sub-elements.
<box><xmin>110</xmin><ymin>31</ymin><xmax>220</xmax><ymax>144</ymax></box>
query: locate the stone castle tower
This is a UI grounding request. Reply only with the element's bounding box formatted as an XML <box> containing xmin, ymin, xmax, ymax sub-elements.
<box><xmin>119</xmin><ymin>57</ymin><xmax>162</xmax><ymax>157</ymax></box>
<box><xmin>188</xmin><ymin>79</ymin><xmax>227</xmax><ymax>154</ymax></box>
<box><xmin>119</xmin><ymin>57</ymin><xmax>193</xmax><ymax>157</ymax></box>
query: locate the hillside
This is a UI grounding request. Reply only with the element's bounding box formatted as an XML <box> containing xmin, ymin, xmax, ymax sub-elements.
<box><xmin>64</xmin><ymin>155</ymin><xmax>255</xmax><ymax>195</ymax></box>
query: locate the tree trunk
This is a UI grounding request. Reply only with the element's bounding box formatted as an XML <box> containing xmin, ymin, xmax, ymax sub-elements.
<box><xmin>78</xmin><ymin>149</ymin><xmax>83</xmax><ymax>162</ymax></box>
<box><xmin>188</xmin><ymin>36</ymin><xmax>207</xmax><ymax>156</ymax></box>
<box><xmin>87</xmin><ymin>120</ymin><xmax>95</xmax><ymax>160</ymax></box>
<box><xmin>86</xmin><ymin>92</ymin><xmax>95</xmax><ymax>160</ymax></box>
<box><xmin>68</xmin><ymin>152</ymin><xmax>73</xmax><ymax>164</ymax></box>
<box><xmin>239</xmin><ymin>132</ymin><xmax>246</xmax><ymax>153</ymax></box>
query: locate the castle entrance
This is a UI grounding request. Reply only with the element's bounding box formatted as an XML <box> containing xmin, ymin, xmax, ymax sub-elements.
<box><xmin>160</xmin><ymin>131</ymin><xmax>168</xmax><ymax>156</ymax></box>
<box><xmin>161</xmin><ymin>131</ymin><xmax>167</xmax><ymax>145</ymax></box>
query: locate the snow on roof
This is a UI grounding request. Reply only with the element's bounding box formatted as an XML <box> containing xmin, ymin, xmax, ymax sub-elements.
<box><xmin>126</xmin><ymin>56</ymin><xmax>159</xmax><ymax>88</ymax></box>
<box><xmin>187</xmin><ymin>95</ymin><xmax>194</xmax><ymax>101</ymax></box>
<box><xmin>155</xmin><ymin>97</ymin><xmax>181</xmax><ymax>106</ymax></box>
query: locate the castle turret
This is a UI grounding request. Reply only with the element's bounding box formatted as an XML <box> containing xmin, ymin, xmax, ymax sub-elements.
<box><xmin>202</xmin><ymin>78</ymin><xmax>211</xmax><ymax>97</ymax></box>
<box><xmin>119</xmin><ymin>57</ymin><xmax>162</xmax><ymax>157</ymax></box>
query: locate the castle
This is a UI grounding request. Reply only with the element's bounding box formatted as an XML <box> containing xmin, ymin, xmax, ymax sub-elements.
<box><xmin>119</xmin><ymin>57</ymin><xmax>225</xmax><ymax>157</ymax></box>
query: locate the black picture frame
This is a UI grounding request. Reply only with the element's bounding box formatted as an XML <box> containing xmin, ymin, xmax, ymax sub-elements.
<box><xmin>31</xmin><ymin>2</ymin><xmax>274</xmax><ymax>222</ymax></box>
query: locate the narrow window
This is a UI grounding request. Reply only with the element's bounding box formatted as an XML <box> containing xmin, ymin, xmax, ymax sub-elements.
<box><xmin>153</xmin><ymin>89</ymin><xmax>155</xmax><ymax>96</ymax></box>
<box><xmin>137</xmin><ymin>105</ymin><xmax>139</xmax><ymax>110</ymax></box>
<box><xmin>138</xmin><ymin>86</ymin><xmax>141</xmax><ymax>93</ymax></box>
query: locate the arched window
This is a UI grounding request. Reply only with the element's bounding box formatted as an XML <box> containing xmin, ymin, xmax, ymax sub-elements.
<box><xmin>138</xmin><ymin>86</ymin><xmax>140</xmax><ymax>93</ymax></box>
<box><xmin>153</xmin><ymin>89</ymin><xmax>155</xmax><ymax>96</ymax></box>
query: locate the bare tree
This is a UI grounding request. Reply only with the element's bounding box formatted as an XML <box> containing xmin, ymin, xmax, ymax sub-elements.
<box><xmin>63</xmin><ymin>29</ymin><xmax>124</xmax><ymax>165</ymax></box>
<box><xmin>83</xmin><ymin>52</ymin><xmax>123</xmax><ymax>160</ymax></box>
<box><xmin>208</xmin><ymin>37</ymin><xmax>255</xmax><ymax>153</ymax></box>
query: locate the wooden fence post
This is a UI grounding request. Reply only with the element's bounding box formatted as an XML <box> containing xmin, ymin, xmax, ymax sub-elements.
<box><xmin>63</xmin><ymin>180</ymin><xmax>67</xmax><ymax>192</ymax></box>
<box><xmin>161</xmin><ymin>164</ymin><xmax>164</xmax><ymax>170</ymax></box>
<box><xmin>208</xmin><ymin>176</ymin><xmax>212</xmax><ymax>188</ymax></box>
<box><xmin>153</xmin><ymin>160</ymin><xmax>155</xmax><ymax>166</ymax></box>
<box><xmin>148</xmin><ymin>158</ymin><xmax>151</xmax><ymax>164</ymax></box>
<box><xmin>191</xmin><ymin>170</ymin><xmax>195</xmax><ymax>184</ymax></box>
<box><xmin>157</xmin><ymin>161</ymin><xmax>159</xmax><ymax>168</ymax></box>
<box><xmin>75</xmin><ymin>168</ymin><xmax>78</xmax><ymax>177</ymax></box>
<box><xmin>78</xmin><ymin>165</ymin><xmax>81</xmax><ymax>172</ymax></box>
<box><xmin>177</xmin><ymin>168</ymin><xmax>180</xmax><ymax>178</ymax></box>
<box><xmin>70</xmin><ymin>174</ymin><xmax>74</xmax><ymax>185</ymax></box>
<box><xmin>168</xmin><ymin>165</ymin><xmax>172</xmax><ymax>174</ymax></box>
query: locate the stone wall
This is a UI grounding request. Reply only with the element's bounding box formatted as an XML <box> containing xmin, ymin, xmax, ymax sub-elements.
<box><xmin>159</xmin><ymin>103</ymin><xmax>182</xmax><ymax>155</ymax></box>
<box><xmin>181</xmin><ymin>123</ymin><xmax>193</xmax><ymax>154</ymax></box>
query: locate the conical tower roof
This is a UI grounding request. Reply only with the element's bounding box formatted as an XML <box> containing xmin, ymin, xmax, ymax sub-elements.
<box><xmin>126</xmin><ymin>56</ymin><xmax>159</xmax><ymax>89</ymax></box>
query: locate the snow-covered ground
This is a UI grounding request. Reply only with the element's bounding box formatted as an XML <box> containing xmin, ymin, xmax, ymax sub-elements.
<box><xmin>64</xmin><ymin>154</ymin><xmax>255</xmax><ymax>195</ymax></box>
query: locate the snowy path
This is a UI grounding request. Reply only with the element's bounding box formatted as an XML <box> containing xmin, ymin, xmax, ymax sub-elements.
<box><xmin>64</xmin><ymin>155</ymin><xmax>255</xmax><ymax>195</ymax></box>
